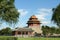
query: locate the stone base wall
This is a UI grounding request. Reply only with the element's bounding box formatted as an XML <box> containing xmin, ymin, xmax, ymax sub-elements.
<box><xmin>15</xmin><ymin>35</ymin><xmax>33</xmax><ymax>37</ymax></box>
<box><xmin>29</xmin><ymin>26</ymin><xmax>42</xmax><ymax>34</ymax></box>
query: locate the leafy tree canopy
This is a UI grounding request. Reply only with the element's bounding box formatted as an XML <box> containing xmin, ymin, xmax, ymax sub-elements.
<box><xmin>42</xmin><ymin>25</ymin><xmax>60</xmax><ymax>36</ymax></box>
<box><xmin>0</xmin><ymin>27</ymin><xmax>12</xmax><ymax>35</ymax></box>
<box><xmin>0</xmin><ymin>0</ymin><xmax>19</xmax><ymax>24</ymax></box>
<box><xmin>52</xmin><ymin>4</ymin><xmax>60</xmax><ymax>27</ymax></box>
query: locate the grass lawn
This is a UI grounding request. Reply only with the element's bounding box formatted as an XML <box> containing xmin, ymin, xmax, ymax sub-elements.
<box><xmin>0</xmin><ymin>36</ymin><xmax>60</xmax><ymax>40</ymax></box>
<box><xmin>18</xmin><ymin>37</ymin><xmax>60</xmax><ymax>40</ymax></box>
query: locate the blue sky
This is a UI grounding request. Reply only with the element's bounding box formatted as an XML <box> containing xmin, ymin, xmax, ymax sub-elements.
<box><xmin>0</xmin><ymin>0</ymin><xmax>60</xmax><ymax>29</ymax></box>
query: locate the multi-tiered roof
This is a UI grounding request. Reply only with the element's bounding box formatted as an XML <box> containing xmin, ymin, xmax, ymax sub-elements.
<box><xmin>27</xmin><ymin>15</ymin><xmax>41</xmax><ymax>24</ymax></box>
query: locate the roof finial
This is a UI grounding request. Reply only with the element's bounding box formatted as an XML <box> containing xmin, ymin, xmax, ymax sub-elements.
<box><xmin>31</xmin><ymin>15</ymin><xmax>36</xmax><ymax>18</ymax></box>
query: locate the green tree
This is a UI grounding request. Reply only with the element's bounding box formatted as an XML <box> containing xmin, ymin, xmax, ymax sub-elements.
<box><xmin>0</xmin><ymin>0</ymin><xmax>19</xmax><ymax>25</ymax></box>
<box><xmin>50</xmin><ymin>27</ymin><xmax>56</xmax><ymax>34</ymax></box>
<box><xmin>42</xmin><ymin>26</ymin><xmax>56</xmax><ymax>36</ymax></box>
<box><xmin>0</xmin><ymin>27</ymin><xmax>12</xmax><ymax>35</ymax></box>
<box><xmin>55</xmin><ymin>28</ymin><xmax>60</xmax><ymax>34</ymax></box>
<box><xmin>42</xmin><ymin>26</ymin><xmax>50</xmax><ymax>36</ymax></box>
<box><xmin>51</xmin><ymin>4</ymin><xmax>60</xmax><ymax>28</ymax></box>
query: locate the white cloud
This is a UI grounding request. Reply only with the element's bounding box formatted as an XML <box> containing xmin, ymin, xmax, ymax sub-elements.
<box><xmin>38</xmin><ymin>8</ymin><xmax>51</xmax><ymax>13</ymax></box>
<box><xmin>35</xmin><ymin>8</ymin><xmax>52</xmax><ymax>25</ymax></box>
<box><xmin>41</xmin><ymin>21</ymin><xmax>50</xmax><ymax>25</ymax></box>
<box><xmin>36</xmin><ymin>8</ymin><xmax>52</xmax><ymax>20</ymax></box>
<box><xmin>36</xmin><ymin>13</ymin><xmax>47</xmax><ymax>20</ymax></box>
<box><xmin>18</xmin><ymin>9</ymin><xmax>28</xmax><ymax>16</ymax></box>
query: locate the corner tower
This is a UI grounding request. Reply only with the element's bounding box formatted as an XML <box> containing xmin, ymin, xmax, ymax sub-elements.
<box><xmin>27</xmin><ymin>15</ymin><xmax>42</xmax><ymax>34</ymax></box>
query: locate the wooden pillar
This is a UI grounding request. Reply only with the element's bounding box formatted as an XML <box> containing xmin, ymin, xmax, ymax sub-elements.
<box><xmin>20</xmin><ymin>32</ymin><xmax>22</xmax><ymax>37</ymax></box>
<box><xmin>21</xmin><ymin>31</ymin><xmax>23</xmax><ymax>37</ymax></box>
<box><xmin>24</xmin><ymin>31</ymin><xmax>26</xmax><ymax>35</ymax></box>
<box><xmin>15</xmin><ymin>31</ymin><xmax>18</xmax><ymax>36</ymax></box>
<box><xmin>20</xmin><ymin>32</ymin><xmax>22</xmax><ymax>35</ymax></box>
<box><xmin>15</xmin><ymin>31</ymin><xmax>18</xmax><ymax>35</ymax></box>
